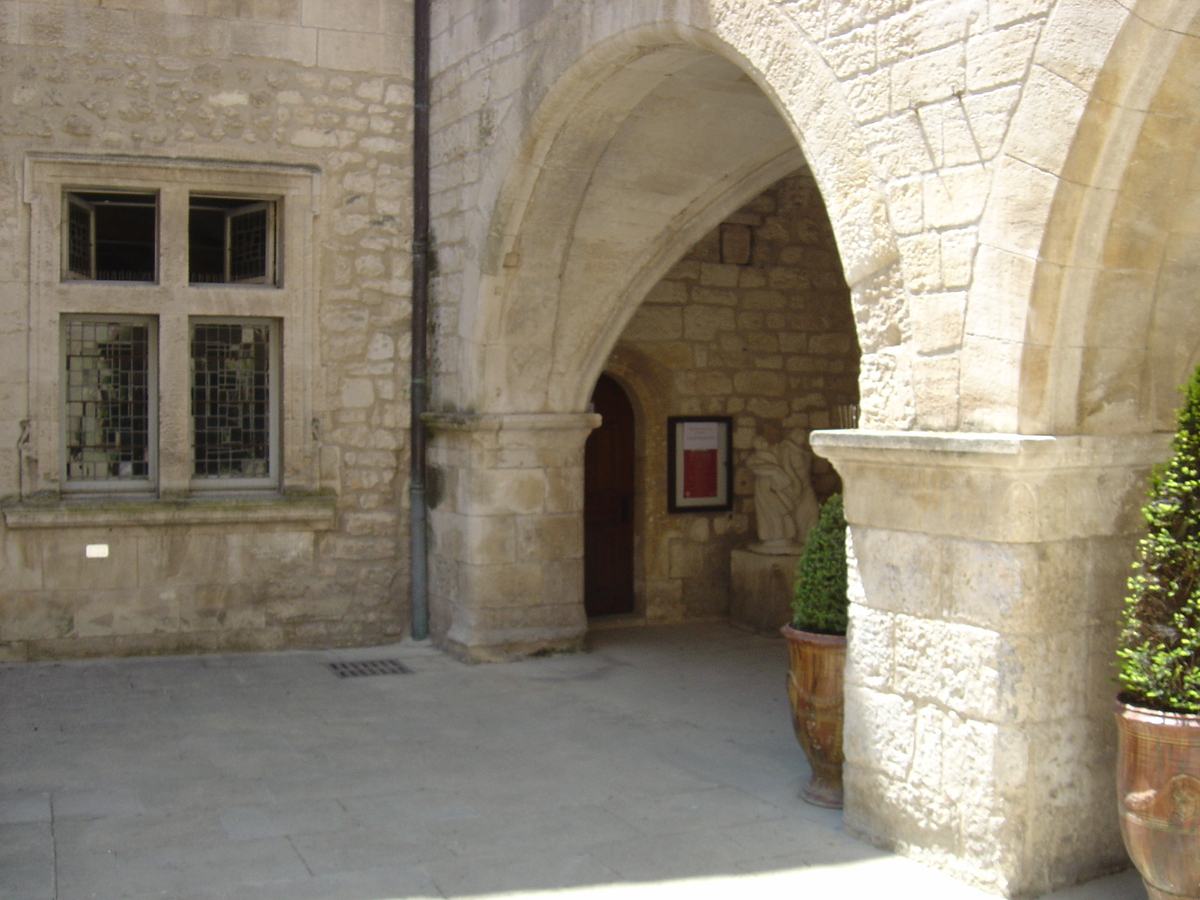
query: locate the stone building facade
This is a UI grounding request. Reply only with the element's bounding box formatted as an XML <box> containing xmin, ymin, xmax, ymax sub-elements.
<box><xmin>2</xmin><ymin>0</ymin><xmax>1199</xmax><ymax>897</ymax></box>
<box><xmin>0</xmin><ymin>3</ymin><xmax>413</xmax><ymax>656</ymax></box>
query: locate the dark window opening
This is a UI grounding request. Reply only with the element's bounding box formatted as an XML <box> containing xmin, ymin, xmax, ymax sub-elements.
<box><xmin>64</xmin><ymin>192</ymin><xmax>157</xmax><ymax>282</ymax></box>
<box><xmin>189</xmin><ymin>196</ymin><xmax>276</xmax><ymax>285</ymax></box>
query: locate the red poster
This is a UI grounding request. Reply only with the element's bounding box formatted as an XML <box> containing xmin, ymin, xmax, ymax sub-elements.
<box><xmin>682</xmin><ymin>449</ymin><xmax>718</xmax><ymax>498</ymax></box>
<box><xmin>681</xmin><ymin>421</ymin><xmax>720</xmax><ymax>499</ymax></box>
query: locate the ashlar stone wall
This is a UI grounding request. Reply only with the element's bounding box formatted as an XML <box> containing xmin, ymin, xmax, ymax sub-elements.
<box><xmin>607</xmin><ymin>169</ymin><xmax>857</xmax><ymax>622</ymax></box>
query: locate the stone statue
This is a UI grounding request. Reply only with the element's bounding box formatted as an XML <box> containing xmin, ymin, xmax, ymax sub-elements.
<box><xmin>746</xmin><ymin>437</ymin><xmax>819</xmax><ymax>555</ymax></box>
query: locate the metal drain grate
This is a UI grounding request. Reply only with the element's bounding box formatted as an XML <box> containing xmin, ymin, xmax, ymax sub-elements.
<box><xmin>327</xmin><ymin>658</ymin><xmax>411</xmax><ymax>678</ymax></box>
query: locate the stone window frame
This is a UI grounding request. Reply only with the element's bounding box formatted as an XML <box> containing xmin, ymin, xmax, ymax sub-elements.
<box><xmin>24</xmin><ymin>153</ymin><xmax>321</xmax><ymax>500</ymax></box>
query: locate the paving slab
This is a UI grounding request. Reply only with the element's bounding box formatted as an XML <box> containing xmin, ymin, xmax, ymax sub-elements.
<box><xmin>0</xmin><ymin>822</ymin><xmax>55</xmax><ymax>900</ymax></box>
<box><xmin>0</xmin><ymin>791</ymin><xmax>51</xmax><ymax>824</ymax></box>
<box><xmin>0</xmin><ymin>622</ymin><xmax>1144</xmax><ymax>900</ymax></box>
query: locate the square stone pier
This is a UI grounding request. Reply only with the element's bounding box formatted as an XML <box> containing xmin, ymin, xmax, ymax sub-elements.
<box><xmin>813</xmin><ymin>429</ymin><xmax>1166</xmax><ymax>897</ymax></box>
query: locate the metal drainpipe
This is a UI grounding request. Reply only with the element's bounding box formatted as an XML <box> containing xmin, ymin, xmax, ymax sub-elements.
<box><xmin>409</xmin><ymin>0</ymin><xmax>431</xmax><ymax>640</ymax></box>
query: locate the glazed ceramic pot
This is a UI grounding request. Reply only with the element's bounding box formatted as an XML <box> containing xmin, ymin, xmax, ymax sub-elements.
<box><xmin>782</xmin><ymin>623</ymin><xmax>846</xmax><ymax>808</ymax></box>
<box><xmin>1113</xmin><ymin>697</ymin><xmax>1200</xmax><ymax>900</ymax></box>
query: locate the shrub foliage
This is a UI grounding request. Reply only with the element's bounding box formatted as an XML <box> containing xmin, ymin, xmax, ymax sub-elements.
<box><xmin>791</xmin><ymin>493</ymin><xmax>849</xmax><ymax>636</ymax></box>
<box><xmin>1117</xmin><ymin>366</ymin><xmax>1200</xmax><ymax>714</ymax></box>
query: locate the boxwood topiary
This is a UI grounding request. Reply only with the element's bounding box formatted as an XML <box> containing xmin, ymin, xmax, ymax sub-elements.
<box><xmin>791</xmin><ymin>493</ymin><xmax>849</xmax><ymax>636</ymax></box>
<box><xmin>1117</xmin><ymin>364</ymin><xmax>1200</xmax><ymax>714</ymax></box>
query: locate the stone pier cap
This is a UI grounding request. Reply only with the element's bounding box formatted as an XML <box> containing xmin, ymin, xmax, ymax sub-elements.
<box><xmin>810</xmin><ymin>429</ymin><xmax>1170</xmax><ymax>543</ymax></box>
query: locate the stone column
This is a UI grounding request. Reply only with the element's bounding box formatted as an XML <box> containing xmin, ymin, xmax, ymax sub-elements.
<box><xmin>811</xmin><ymin>430</ymin><xmax>1168</xmax><ymax>897</ymax></box>
<box><xmin>423</xmin><ymin>412</ymin><xmax>600</xmax><ymax>662</ymax></box>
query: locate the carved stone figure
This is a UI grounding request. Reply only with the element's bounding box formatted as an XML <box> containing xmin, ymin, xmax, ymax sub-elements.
<box><xmin>746</xmin><ymin>437</ymin><xmax>819</xmax><ymax>555</ymax></box>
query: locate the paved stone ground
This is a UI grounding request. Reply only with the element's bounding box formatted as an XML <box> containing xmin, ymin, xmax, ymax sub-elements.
<box><xmin>0</xmin><ymin>623</ymin><xmax>1143</xmax><ymax>900</ymax></box>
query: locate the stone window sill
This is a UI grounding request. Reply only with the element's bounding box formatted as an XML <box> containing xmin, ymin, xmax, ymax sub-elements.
<box><xmin>1</xmin><ymin>492</ymin><xmax>336</xmax><ymax>530</ymax></box>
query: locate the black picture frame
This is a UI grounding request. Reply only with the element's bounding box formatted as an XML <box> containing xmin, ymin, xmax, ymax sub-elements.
<box><xmin>667</xmin><ymin>416</ymin><xmax>732</xmax><ymax>512</ymax></box>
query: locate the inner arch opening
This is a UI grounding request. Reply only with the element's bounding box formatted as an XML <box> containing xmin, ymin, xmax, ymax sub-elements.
<box><xmin>469</xmin><ymin>46</ymin><xmax>822</xmax><ymax>414</ymax></box>
<box><xmin>430</xmin><ymin>36</ymin><xmax>870</xmax><ymax>659</ymax></box>
<box><xmin>593</xmin><ymin>167</ymin><xmax>857</xmax><ymax>628</ymax></box>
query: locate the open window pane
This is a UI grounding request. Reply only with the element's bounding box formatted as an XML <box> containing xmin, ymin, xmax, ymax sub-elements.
<box><xmin>65</xmin><ymin>195</ymin><xmax>95</xmax><ymax>279</ymax></box>
<box><xmin>63</xmin><ymin>318</ymin><xmax>154</xmax><ymax>482</ymax></box>
<box><xmin>191</xmin><ymin>320</ymin><xmax>274</xmax><ymax>480</ymax></box>
<box><xmin>189</xmin><ymin>196</ymin><xmax>276</xmax><ymax>285</ymax></box>
<box><xmin>62</xmin><ymin>192</ymin><xmax>156</xmax><ymax>282</ymax></box>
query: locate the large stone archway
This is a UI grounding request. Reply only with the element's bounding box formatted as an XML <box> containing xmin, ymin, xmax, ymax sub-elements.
<box><xmin>1018</xmin><ymin>2</ymin><xmax>1200</xmax><ymax>437</ymax></box>
<box><xmin>815</xmin><ymin>2</ymin><xmax>1197</xmax><ymax>894</ymax></box>
<box><xmin>423</xmin><ymin>7</ymin><xmax>901</xmax><ymax>662</ymax></box>
<box><xmin>422</xmin><ymin>0</ymin><xmax>1188</xmax><ymax>895</ymax></box>
<box><xmin>443</xmin><ymin>7</ymin><xmax>902</xmax><ymax>419</ymax></box>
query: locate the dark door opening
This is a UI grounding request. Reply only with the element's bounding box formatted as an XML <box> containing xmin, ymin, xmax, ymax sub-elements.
<box><xmin>584</xmin><ymin>374</ymin><xmax>635</xmax><ymax>617</ymax></box>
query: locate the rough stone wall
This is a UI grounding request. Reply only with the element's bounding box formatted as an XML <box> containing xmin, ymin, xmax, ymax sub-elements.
<box><xmin>609</xmin><ymin>170</ymin><xmax>857</xmax><ymax>621</ymax></box>
<box><xmin>0</xmin><ymin>1</ymin><xmax>414</xmax><ymax>659</ymax></box>
<box><xmin>779</xmin><ymin>0</ymin><xmax>1049</xmax><ymax>431</ymax></box>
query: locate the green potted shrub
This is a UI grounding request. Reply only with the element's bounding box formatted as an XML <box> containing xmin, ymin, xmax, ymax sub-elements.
<box><xmin>1114</xmin><ymin>365</ymin><xmax>1200</xmax><ymax>900</ymax></box>
<box><xmin>781</xmin><ymin>493</ymin><xmax>848</xmax><ymax>808</ymax></box>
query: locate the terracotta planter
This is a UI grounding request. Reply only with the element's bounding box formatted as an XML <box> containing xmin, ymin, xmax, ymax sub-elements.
<box><xmin>781</xmin><ymin>623</ymin><xmax>845</xmax><ymax>808</ymax></box>
<box><xmin>1113</xmin><ymin>697</ymin><xmax>1200</xmax><ymax>900</ymax></box>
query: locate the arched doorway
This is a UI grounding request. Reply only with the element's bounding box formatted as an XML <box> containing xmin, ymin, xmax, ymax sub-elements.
<box><xmin>598</xmin><ymin>170</ymin><xmax>858</xmax><ymax>626</ymax></box>
<box><xmin>424</xmin><ymin>25</ymin><xmax>895</xmax><ymax>657</ymax></box>
<box><xmin>584</xmin><ymin>374</ymin><xmax>636</xmax><ymax>617</ymax></box>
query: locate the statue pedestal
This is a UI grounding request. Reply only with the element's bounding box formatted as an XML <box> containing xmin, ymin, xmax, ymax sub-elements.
<box><xmin>730</xmin><ymin>548</ymin><xmax>800</xmax><ymax>634</ymax></box>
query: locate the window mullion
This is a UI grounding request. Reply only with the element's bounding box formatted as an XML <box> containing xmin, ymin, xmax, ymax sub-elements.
<box><xmin>158</xmin><ymin>188</ymin><xmax>188</xmax><ymax>287</ymax></box>
<box><xmin>156</xmin><ymin>314</ymin><xmax>191</xmax><ymax>496</ymax></box>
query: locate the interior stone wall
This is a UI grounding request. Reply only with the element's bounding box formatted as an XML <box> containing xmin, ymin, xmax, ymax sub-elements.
<box><xmin>606</xmin><ymin>169</ymin><xmax>858</xmax><ymax>622</ymax></box>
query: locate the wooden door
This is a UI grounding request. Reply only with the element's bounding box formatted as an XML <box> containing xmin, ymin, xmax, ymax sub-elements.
<box><xmin>584</xmin><ymin>374</ymin><xmax>635</xmax><ymax>617</ymax></box>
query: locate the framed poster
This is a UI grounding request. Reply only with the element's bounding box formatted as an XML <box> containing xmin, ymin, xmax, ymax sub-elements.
<box><xmin>667</xmin><ymin>416</ymin><xmax>732</xmax><ymax>512</ymax></box>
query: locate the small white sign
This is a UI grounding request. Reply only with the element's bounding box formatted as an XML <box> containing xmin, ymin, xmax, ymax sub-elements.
<box><xmin>85</xmin><ymin>543</ymin><xmax>109</xmax><ymax>559</ymax></box>
<box><xmin>681</xmin><ymin>421</ymin><xmax>719</xmax><ymax>451</ymax></box>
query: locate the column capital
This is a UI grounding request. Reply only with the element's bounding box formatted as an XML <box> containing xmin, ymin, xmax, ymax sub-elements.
<box><xmin>812</xmin><ymin>429</ymin><xmax>1168</xmax><ymax>471</ymax></box>
<box><xmin>811</xmin><ymin>429</ymin><xmax>1169</xmax><ymax>543</ymax></box>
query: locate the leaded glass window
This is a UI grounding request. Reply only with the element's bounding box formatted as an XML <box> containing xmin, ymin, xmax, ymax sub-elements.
<box><xmin>63</xmin><ymin>317</ymin><xmax>155</xmax><ymax>483</ymax></box>
<box><xmin>191</xmin><ymin>320</ymin><xmax>275</xmax><ymax>481</ymax></box>
<box><xmin>52</xmin><ymin>174</ymin><xmax>294</xmax><ymax>495</ymax></box>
